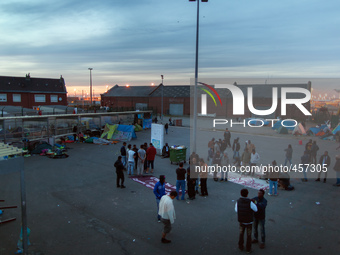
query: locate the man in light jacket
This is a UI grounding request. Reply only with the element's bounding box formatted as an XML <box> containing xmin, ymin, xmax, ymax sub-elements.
<box><xmin>159</xmin><ymin>191</ymin><xmax>178</xmax><ymax>243</ymax></box>
<box><xmin>250</xmin><ymin>149</ymin><xmax>260</xmax><ymax>176</ymax></box>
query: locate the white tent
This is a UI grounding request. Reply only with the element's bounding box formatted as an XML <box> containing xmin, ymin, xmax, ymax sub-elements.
<box><xmin>292</xmin><ymin>123</ymin><xmax>306</xmax><ymax>135</ymax></box>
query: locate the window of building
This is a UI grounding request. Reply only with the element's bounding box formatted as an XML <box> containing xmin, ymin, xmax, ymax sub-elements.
<box><xmin>34</xmin><ymin>94</ymin><xmax>46</xmax><ymax>103</ymax></box>
<box><xmin>50</xmin><ymin>95</ymin><xmax>58</xmax><ymax>103</ymax></box>
<box><xmin>13</xmin><ymin>94</ymin><xmax>21</xmax><ymax>102</ymax></box>
<box><xmin>0</xmin><ymin>94</ymin><xmax>7</xmax><ymax>102</ymax></box>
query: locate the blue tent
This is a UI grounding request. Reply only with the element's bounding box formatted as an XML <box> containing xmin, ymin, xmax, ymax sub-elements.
<box><xmin>308</xmin><ymin>127</ymin><xmax>322</xmax><ymax>135</ymax></box>
<box><xmin>117</xmin><ymin>125</ymin><xmax>137</xmax><ymax>139</ymax></box>
<box><xmin>272</xmin><ymin>120</ymin><xmax>282</xmax><ymax>130</ymax></box>
<box><xmin>248</xmin><ymin>119</ymin><xmax>270</xmax><ymax>126</ymax></box>
<box><xmin>272</xmin><ymin>120</ymin><xmax>295</xmax><ymax>131</ymax></box>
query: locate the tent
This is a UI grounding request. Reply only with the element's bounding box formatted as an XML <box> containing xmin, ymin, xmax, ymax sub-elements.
<box><xmin>101</xmin><ymin>124</ymin><xmax>136</xmax><ymax>141</ymax></box>
<box><xmin>101</xmin><ymin>124</ymin><xmax>118</xmax><ymax>140</ymax></box>
<box><xmin>134</xmin><ymin>124</ymin><xmax>143</xmax><ymax>132</ymax></box>
<box><xmin>292</xmin><ymin>123</ymin><xmax>306</xmax><ymax>135</ymax></box>
<box><xmin>248</xmin><ymin>119</ymin><xmax>270</xmax><ymax>126</ymax></box>
<box><xmin>272</xmin><ymin>120</ymin><xmax>282</xmax><ymax>130</ymax></box>
<box><xmin>307</xmin><ymin>127</ymin><xmax>322</xmax><ymax>136</ymax></box>
<box><xmin>277</xmin><ymin>126</ymin><xmax>288</xmax><ymax>134</ymax></box>
<box><xmin>272</xmin><ymin>120</ymin><xmax>295</xmax><ymax>131</ymax></box>
<box><xmin>333</xmin><ymin>123</ymin><xmax>340</xmax><ymax>135</ymax></box>
<box><xmin>115</xmin><ymin>125</ymin><xmax>137</xmax><ymax>141</ymax></box>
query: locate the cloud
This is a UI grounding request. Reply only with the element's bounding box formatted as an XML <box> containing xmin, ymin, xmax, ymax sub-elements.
<box><xmin>1</xmin><ymin>0</ymin><xmax>340</xmax><ymax>92</ymax></box>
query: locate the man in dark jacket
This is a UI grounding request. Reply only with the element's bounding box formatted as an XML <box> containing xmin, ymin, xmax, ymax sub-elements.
<box><xmin>252</xmin><ymin>189</ymin><xmax>267</xmax><ymax>249</ymax></box>
<box><xmin>224</xmin><ymin>128</ymin><xmax>231</xmax><ymax>148</ymax></box>
<box><xmin>187</xmin><ymin>159</ymin><xmax>197</xmax><ymax>200</ymax></box>
<box><xmin>120</xmin><ymin>142</ymin><xmax>127</xmax><ymax>168</ymax></box>
<box><xmin>235</xmin><ymin>189</ymin><xmax>258</xmax><ymax>253</ymax></box>
<box><xmin>153</xmin><ymin>175</ymin><xmax>166</xmax><ymax>222</ymax></box>
<box><xmin>165</xmin><ymin>123</ymin><xmax>169</xmax><ymax>135</ymax></box>
<box><xmin>315</xmin><ymin>151</ymin><xmax>331</xmax><ymax>183</ymax></box>
<box><xmin>114</xmin><ymin>156</ymin><xmax>126</xmax><ymax>188</ymax></box>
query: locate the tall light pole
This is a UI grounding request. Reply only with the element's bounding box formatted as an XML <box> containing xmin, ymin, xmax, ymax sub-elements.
<box><xmin>161</xmin><ymin>75</ymin><xmax>164</xmax><ymax>120</ymax></box>
<box><xmin>189</xmin><ymin>0</ymin><xmax>208</xmax><ymax>153</ymax></box>
<box><xmin>88</xmin><ymin>68</ymin><xmax>93</xmax><ymax>105</ymax></box>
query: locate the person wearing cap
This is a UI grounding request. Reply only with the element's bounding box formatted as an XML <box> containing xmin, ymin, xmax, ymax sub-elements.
<box><xmin>333</xmin><ymin>155</ymin><xmax>340</xmax><ymax>186</ymax></box>
<box><xmin>153</xmin><ymin>175</ymin><xmax>166</xmax><ymax>222</ymax></box>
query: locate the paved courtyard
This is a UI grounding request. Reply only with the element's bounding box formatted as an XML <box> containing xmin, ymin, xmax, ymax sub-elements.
<box><xmin>1</xmin><ymin>123</ymin><xmax>340</xmax><ymax>255</ymax></box>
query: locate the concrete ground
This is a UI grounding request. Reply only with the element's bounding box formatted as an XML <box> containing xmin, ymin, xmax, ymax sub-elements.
<box><xmin>1</xmin><ymin>124</ymin><xmax>340</xmax><ymax>255</ymax></box>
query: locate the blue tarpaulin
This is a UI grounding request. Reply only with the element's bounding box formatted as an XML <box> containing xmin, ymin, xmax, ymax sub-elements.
<box><xmin>116</xmin><ymin>125</ymin><xmax>137</xmax><ymax>139</ymax></box>
<box><xmin>308</xmin><ymin>127</ymin><xmax>322</xmax><ymax>134</ymax></box>
<box><xmin>272</xmin><ymin>120</ymin><xmax>295</xmax><ymax>131</ymax></box>
<box><xmin>248</xmin><ymin>119</ymin><xmax>270</xmax><ymax>126</ymax></box>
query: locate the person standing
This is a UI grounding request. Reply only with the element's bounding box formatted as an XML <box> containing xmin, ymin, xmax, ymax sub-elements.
<box><xmin>214</xmin><ymin>141</ymin><xmax>221</xmax><ymax>155</ymax></box>
<box><xmin>146</xmin><ymin>143</ymin><xmax>157</xmax><ymax>174</ymax></box>
<box><xmin>207</xmin><ymin>145</ymin><xmax>214</xmax><ymax>165</ymax></box>
<box><xmin>120</xmin><ymin>142</ymin><xmax>127</xmax><ymax>168</ymax></box>
<box><xmin>284</xmin><ymin>144</ymin><xmax>293</xmax><ymax>166</ymax></box>
<box><xmin>143</xmin><ymin>143</ymin><xmax>148</xmax><ymax>172</ymax></box>
<box><xmin>247</xmin><ymin>140</ymin><xmax>255</xmax><ymax>154</ymax></box>
<box><xmin>153</xmin><ymin>175</ymin><xmax>166</xmax><ymax>222</ymax></box>
<box><xmin>232</xmin><ymin>138</ymin><xmax>241</xmax><ymax>166</ymax></box>
<box><xmin>315</xmin><ymin>151</ymin><xmax>331</xmax><ymax>183</ymax></box>
<box><xmin>224</xmin><ymin>128</ymin><xmax>231</xmax><ymax>148</ymax></box>
<box><xmin>311</xmin><ymin>141</ymin><xmax>319</xmax><ymax>164</ymax></box>
<box><xmin>301</xmin><ymin>150</ymin><xmax>310</xmax><ymax>182</ymax></box>
<box><xmin>158</xmin><ymin>191</ymin><xmax>177</xmax><ymax>243</ymax></box>
<box><xmin>235</xmin><ymin>188</ymin><xmax>258</xmax><ymax>253</ymax></box>
<box><xmin>187</xmin><ymin>159</ymin><xmax>197</xmax><ymax>200</ymax></box>
<box><xmin>137</xmin><ymin>145</ymin><xmax>146</xmax><ymax>176</ymax></box>
<box><xmin>212</xmin><ymin>151</ymin><xmax>222</xmax><ymax>181</ymax></box>
<box><xmin>114</xmin><ymin>156</ymin><xmax>126</xmax><ymax>188</ymax></box>
<box><xmin>176</xmin><ymin>162</ymin><xmax>186</xmax><ymax>200</ymax></box>
<box><xmin>127</xmin><ymin>145</ymin><xmax>135</xmax><ymax>175</ymax></box>
<box><xmin>250</xmin><ymin>149</ymin><xmax>260</xmax><ymax>176</ymax></box>
<box><xmin>333</xmin><ymin>155</ymin><xmax>340</xmax><ymax>186</ymax></box>
<box><xmin>268</xmin><ymin>160</ymin><xmax>279</xmax><ymax>196</ymax></box>
<box><xmin>165</xmin><ymin>123</ymin><xmax>169</xmax><ymax>135</ymax></box>
<box><xmin>305</xmin><ymin>139</ymin><xmax>313</xmax><ymax>160</ymax></box>
<box><xmin>220</xmin><ymin>151</ymin><xmax>229</xmax><ymax>181</ymax></box>
<box><xmin>199</xmin><ymin>158</ymin><xmax>208</xmax><ymax>196</ymax></box>
<box><xmin>241</xmin><ymin>148</ymin><xmax>251</xmax><ymax>169</ymax></box>
<box><xmin>208</xmin><ymin>138</ymin><xmax>215</xmax><ymax>150</ymax></box>
<box><xmin>252</xmin><ymin>189</ymin><xmax>267</xmax><ymax>249</ymax></box>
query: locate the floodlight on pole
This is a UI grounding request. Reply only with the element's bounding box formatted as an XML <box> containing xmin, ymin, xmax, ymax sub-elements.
<box><xmin>88</xmin><ymin>68</ymin><xmax>93</xmax><ymax>105</ymax></box>
<box><xmin>189</xmin><ymin>0</ymin><xmax>208</xmax><ymax>153</ymax></box>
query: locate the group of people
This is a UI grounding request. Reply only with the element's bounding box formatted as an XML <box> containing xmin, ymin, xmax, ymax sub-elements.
<box><xmin>114</xmin><ymin>142</ymin><xmax>157</xmax><ymax>188</ymax></box>
<box><xmin>154</xmin><ymin>180</ymin><xmax>269</xmax><ymax>253</ymax></box>
<box><xmin>298</xmin><ymin>139</ymin><xmax>340</xmax><ymax>186</ymax></box>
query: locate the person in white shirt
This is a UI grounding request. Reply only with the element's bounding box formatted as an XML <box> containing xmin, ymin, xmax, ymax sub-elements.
<box><xmin>127</xmin><ymin>145</ymin><xmax>135</xmax><ymax>175</ymax></box>
<box><xmin>250</xmin><ymin>149</ymin><xmax>260</xmax><ymax>176</ymax></box>
<box><xmin>158</xmin><ymin>191</ymin><xmax>178</xmax><ymax>243</ymax></box>
<box><xmin>137</xmin><ymin>145</ymin><xmax>146</xmax><ymax>176</ymax></box>
<box><xmin>235</xmin><ymin>188</ymin><xmax>258</xmax><ymax>253</ymax></box>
